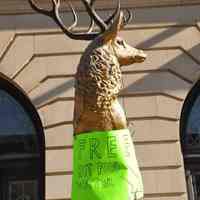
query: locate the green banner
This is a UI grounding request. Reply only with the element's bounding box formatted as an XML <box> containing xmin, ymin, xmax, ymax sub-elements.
<box><xmin>72</xmin><ymin>129</ymin><xmax>143</xmax><ymax>200</ymax></box>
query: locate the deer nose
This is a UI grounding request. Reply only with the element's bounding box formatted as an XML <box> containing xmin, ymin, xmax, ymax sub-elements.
<box><xmin>135</xmin><ymin>50</ymin><xmax>147</xmax><ymax>62</ymax></box>
<box><xmin>138</xmin><ymin>50</ymin><xmax>147</xmax><ymax>58</ymax></box>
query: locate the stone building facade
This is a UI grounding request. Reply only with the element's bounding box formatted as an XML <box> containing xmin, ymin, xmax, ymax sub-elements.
<box><xmin>1</xmin><ymin>0</ymin><xmax>200</xmax><ymax>200</ymax></box>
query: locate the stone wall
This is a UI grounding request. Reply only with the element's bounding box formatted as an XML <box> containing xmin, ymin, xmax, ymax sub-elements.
<box><xmin>1</xmin><ymin>2</ymin><xmax>200</xmax><ymax>200</ymax></box>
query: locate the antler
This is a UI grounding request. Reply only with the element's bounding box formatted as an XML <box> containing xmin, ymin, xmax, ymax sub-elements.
<box><xmin>29</xmin><ymin>0</ymin><xmax>100</xmax><ymax>40</ymax></box>
<box><xmin>28</xmin><ymin>0</ymin><xmax>132</xmax><ymax>41</ymax></box>
<box><xmin>104</xmin><ymin>2</ymin><xmax>133</xmax><ymax>27</ymax></box>
<box><xmin>82</xmin><ymin>0</ymin><xmax>108</xmax><ymax>32</ymax></box>
<box><xmin>122</xmin><ymin>9</ymin><xmax>133</xmax><ymax>26</ymax></box>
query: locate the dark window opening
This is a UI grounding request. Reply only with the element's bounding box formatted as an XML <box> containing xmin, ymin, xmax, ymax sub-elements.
<box><xmin>0</xmin><ymin>76</ymin><xmax>45</xmax><ymax>200</ymax></box>
<box><xmin>181</xmin><ymin>80</ymin><xmax>200</xmax><ymax>200</ymax></box>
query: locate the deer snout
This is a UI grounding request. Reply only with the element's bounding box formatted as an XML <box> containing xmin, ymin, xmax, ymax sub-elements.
<box><xmin>134</xmin><ymin>50</ymin><xmax>147</xmax><ymax>63</ymax></box>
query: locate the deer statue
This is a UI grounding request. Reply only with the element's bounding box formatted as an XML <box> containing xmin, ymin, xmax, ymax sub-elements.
<box><xmin>28</xmin><ymin>0</ymin><xmax>146</xmax><ymax>134</ymax></box>
<box><xmin>29</xmin><ymin>0</ymin><xmax>146</xmax><ymax>199</ymax></box>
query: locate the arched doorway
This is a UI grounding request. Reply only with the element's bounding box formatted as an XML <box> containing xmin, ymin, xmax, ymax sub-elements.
<box><xmin>180</xmin><ymin>80</ymin><xmax>200</xmax><ymax>200</ymax></box>
<box><xmin>0</xmin><ymin>75</ymin><xmax>45</xmax><ymax>200</ymax></box>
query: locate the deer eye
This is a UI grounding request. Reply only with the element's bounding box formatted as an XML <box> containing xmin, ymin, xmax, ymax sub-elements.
<box><xmin>116</xmin><ymin>40</ymin><xmax>125</xmax><ymax>47</ymax></box>
<box><xmin>117</xmin><ymin>40</ymin><xmax>123</xmax><ymax>45</ymax></box>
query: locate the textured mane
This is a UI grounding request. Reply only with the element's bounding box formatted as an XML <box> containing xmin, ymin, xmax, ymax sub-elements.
<box><xmin>76</xmin><ymin>44</ymin><xmax>122</xmax><ymax>111</ymax></box>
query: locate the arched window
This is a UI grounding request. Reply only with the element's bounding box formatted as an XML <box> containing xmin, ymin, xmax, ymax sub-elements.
<box><xmin>0</xmin><ymin>75</ymin><xmax>45</xmax><ymax>200</ymax></box>
<box><xmin>181</xmin><ymin>80</ymin><xmax>200</xmax><ymax>200</ymax></box>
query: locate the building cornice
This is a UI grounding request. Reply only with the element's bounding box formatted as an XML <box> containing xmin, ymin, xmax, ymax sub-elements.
<box><xmin>1</xmin><ymin>0</ymin><xmax>200</xmax><ymax>15</ymax></box>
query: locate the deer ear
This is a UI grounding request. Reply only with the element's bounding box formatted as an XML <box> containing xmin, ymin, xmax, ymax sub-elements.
<box><xmin>103</xmin><ymin>11</ymin><xmax>124</xmax><ymax>43</ymax></box>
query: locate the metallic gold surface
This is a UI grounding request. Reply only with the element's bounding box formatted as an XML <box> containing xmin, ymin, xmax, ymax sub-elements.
<box><xmin>74</xmin><ymin>12</ymin><xmax>146</xmax><ymax>134</ymax></box>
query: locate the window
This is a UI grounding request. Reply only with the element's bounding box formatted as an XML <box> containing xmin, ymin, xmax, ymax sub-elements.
<box><xmin>0</xmin><ymin>76</ymin><xmax>45</xmax><ymax>200</ymax></box>
<box><xmin>181</xmin><ymin>80</ymin><xmax>200</xmax><ymax>200</ymax></box>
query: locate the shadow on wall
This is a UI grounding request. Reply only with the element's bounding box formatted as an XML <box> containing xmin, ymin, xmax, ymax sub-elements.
<box><xmin>32</xmin><ymin>79</ymin><xmax>74</xmax><ymax>106</ymax></box>
<box><xmin>32</xmin><ymin>25</ymin><xmax>200</xmax><ymax>106</ymax></box>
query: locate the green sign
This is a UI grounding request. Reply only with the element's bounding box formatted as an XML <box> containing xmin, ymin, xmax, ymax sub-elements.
<box><xmin>72</xmin><ymin>129</ymin><xmax>143</xmax><ymax>200</ymax></box>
